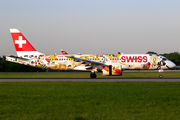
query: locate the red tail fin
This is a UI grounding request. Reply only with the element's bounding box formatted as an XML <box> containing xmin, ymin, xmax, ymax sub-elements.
<box><xmin>61</xmin><ymin>49</ymin><xmax>68</xmax><ymax>55</ymax></box>
<box><xmin>10</xmin><ymin>29</ymin><xmax>43</xmax><ymax>57</ymax></box>
<box><xmin>10</xmin><ymin>29</ymin><xmax>36</xmax><ymax>51</ymax></box>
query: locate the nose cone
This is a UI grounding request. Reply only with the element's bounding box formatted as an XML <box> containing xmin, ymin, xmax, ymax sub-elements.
<box><xmin>168</xmin><ymin>61</ymin><xmax>176</xmax><ymax>68</ymax></box>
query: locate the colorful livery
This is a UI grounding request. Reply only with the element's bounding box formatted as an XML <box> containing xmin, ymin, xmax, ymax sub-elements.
<box><xmin>6</xmin><ymin>29</ymin><xmax>176</xmax><ymax>78</ymax></box>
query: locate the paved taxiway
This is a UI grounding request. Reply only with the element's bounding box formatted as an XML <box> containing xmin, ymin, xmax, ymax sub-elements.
<box><xmin>0</xmin><ymin>78</ymin><xmax>180</xmax><ymax>82</ymax></box>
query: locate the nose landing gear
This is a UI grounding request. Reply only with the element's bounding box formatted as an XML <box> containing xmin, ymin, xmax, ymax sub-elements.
<box><xmin>159</xmin><ymin>74</ymin><xmax>163</xmax><ymax>78</ymax></box>
<box><xmin>159</xmin><ymin>70</ymin><xmax>163</xmax><ymax>78</ymax></box>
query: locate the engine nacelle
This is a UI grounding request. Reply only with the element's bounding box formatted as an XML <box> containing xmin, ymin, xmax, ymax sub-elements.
<box><xmin>102</xmin><ymin>64</ymin><xmax>122</xmax><ymax>76</ymax></box>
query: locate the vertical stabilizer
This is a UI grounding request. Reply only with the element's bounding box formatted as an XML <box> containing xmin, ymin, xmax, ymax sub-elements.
<box><xmin>61</xmin><ymin>49</ymin><xmax>68</xmax><ymax>55</ymax></box>
<box><xmin>10</xmin><ymin>29</ymin><xmax>43</xmax><ymax>57</ymax></box>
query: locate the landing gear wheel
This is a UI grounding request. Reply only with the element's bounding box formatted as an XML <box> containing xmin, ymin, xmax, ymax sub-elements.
<box><xmin>90</xmin><ymin>72</ymin><xmax>97</xmax><ymax>78</ymax></box>
<box><xmin>158</xmin><ymin>70</ymin><xmax>163</xmax><ymax>79</ymax></box>
<box><xmin>159</xmin><ymin>75</ymin><xmax>163</xmax><ymax>78</ymax></box>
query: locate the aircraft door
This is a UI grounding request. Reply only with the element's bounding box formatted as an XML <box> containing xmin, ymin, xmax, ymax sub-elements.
<box><xmin>156</xmin><ymin>57</ymin><xmax>167</xmax><ymax>69</ymax></box>
<box><xmin>102</xmin><ymin>55</ymin><xmax>108</xmax><ymax>63</ymax></box>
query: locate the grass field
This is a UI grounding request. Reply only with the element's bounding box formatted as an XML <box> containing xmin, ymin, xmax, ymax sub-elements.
<box><xmin>0</xmin><ymin>71</ymin><xmax>180</xmax><ymax>78</ymax></box>
<box><xmin>0</xmin><ymin>82</ymin><xmax>180</xmax><ymax>120</ymax></box>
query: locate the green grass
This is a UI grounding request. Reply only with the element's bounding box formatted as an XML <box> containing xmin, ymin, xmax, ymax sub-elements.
<box><xmin>0</xmin><ymin>71</ymin><xmax>180</xmax><ymax>78</ymax></box>
<box><xmin>0</xmin><ymin>82</ymin><xmax>180</xmax><ymax>120</ymax></box>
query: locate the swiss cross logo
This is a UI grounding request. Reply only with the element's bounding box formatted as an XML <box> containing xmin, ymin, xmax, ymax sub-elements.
<box><xmin>15</xmin><ymin>36</ymin><xmax>26</xmax><ymax>48</ymax></box>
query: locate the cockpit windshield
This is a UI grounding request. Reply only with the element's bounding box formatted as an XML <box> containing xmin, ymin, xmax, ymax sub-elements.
<box><xmin>162</xmin><ymin>57</ymin><xmax>169</xmax><ymax>61</ymax></box>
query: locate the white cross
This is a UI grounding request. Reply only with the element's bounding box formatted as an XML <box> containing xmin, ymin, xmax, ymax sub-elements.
<box><xmin>15</xmin><ymin>36</ymin><xmax>26</xmax><ymax>48</ymax></box>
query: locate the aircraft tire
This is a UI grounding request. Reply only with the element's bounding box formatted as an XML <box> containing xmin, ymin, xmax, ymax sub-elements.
<box><xmin>90</xmin><ymin>73</ymin><xmax>97</xmax><ymax>78</ymax></box>
<box><xmin>159</xmin><ymin>75</ymin><xmax>163</xmax><ymax>78</ymax></box>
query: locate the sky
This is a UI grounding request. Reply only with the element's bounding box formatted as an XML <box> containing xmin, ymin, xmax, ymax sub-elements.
<box><xmin>1</xmin><ymin>0</ymin><xmax>180</xmax><ymax>56</ymax></box>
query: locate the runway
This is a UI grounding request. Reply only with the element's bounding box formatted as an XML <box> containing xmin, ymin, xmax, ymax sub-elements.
<box><xmin>0</xmin><ymin>78</ymin><xmax>180</xmax><ymax>82</ymax></box>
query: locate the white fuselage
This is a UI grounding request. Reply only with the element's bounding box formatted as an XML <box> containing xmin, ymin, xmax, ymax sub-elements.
<box><xmin>6</xmin><ymin>53</ymin><xmax>175</xmax><ymax>71</ymax></box>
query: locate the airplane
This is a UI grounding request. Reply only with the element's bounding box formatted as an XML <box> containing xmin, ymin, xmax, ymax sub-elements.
<box><xmin>60</xmin><ymin>49</ymin><xmax>68</xmax><ymax>55</ymax></box>
<box><xmin>5</xmin><ymin>28</ymin><xmax>176</xmax><ymax>78</ymax></box>
<box><xmin>61</xmin><ymin>49</ymin><xmax>81</xmax><ymax>55</ymax></box>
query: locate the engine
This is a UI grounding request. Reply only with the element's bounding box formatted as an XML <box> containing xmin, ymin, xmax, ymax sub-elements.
<box><xmin>102</xmin><ymin>64</ymin><xmax>122</xmax><ymax>76</ymax></box>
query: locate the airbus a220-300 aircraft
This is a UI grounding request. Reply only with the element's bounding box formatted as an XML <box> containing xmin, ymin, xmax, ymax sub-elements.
<box><xmin>6</xmin><ymin>29</ymin><xmax>176</xmax><ymax>78</ymax></box>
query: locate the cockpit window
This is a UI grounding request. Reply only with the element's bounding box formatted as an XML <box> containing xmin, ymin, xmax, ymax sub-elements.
<box><xmin>162</xmin><ymin>58</ymin><xmax>168</xmax><ymax>61</ymax></box>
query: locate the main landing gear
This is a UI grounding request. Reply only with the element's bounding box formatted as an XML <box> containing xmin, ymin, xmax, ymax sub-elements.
<box><xmin>90</xmin><ymin>71</ymin><xmax>97</xmax><ymax>78</ymax></box>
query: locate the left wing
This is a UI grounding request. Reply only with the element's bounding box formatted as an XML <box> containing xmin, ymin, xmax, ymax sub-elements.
<box><xmin>66</xmin><ymin>56</ymin><xmax>106</xmax><ymax>66</ymax></box>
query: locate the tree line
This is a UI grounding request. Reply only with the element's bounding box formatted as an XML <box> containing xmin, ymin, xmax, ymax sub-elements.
<box><xmin>0</xmin><ymin>51</ymin><xmax>179</xmax><ymax>72</ymax></box>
